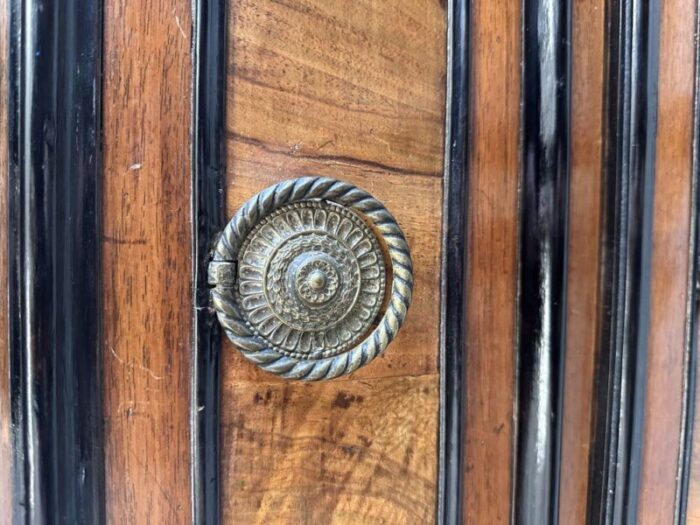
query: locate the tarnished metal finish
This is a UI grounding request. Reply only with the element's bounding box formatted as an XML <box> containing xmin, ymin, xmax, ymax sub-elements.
<box><xmin>237</xmin><ymin>201</ymin><xmax>386</xmax><ymax>359</ymax></box>
<box><xmin>209</xmin><ymin>176</ymin><xmax>413</xmax><ymax>380</ymax></box>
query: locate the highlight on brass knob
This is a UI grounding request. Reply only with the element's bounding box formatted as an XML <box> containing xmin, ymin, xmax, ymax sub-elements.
<box><xmin>208</xmin><ymin>176</ymin><xmax>413</xmax><ymax>381</ymax></box>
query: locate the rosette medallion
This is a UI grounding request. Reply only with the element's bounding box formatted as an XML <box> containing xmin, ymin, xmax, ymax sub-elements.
<box><xmin>208</xmin><ymin>177</ymin><xmax>413</xmax><ymax>380</ymax></box>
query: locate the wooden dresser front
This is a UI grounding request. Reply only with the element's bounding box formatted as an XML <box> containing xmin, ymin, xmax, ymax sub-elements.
<box><xmin>1</xmin><ymin>0</ymin><xmax>700</xmax><ymax>524</ymax></box>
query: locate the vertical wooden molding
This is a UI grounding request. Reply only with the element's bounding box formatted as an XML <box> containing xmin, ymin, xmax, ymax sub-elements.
<box><xmin>0</xmin><ymin>1</ymin><xmax>11</xmax><ymax>523</ymax></box>
<box><xmin>191</xmin><ymin>0</ymin><xmax>227</xmax><ymax>522</ymax></box>
<box><xmin>464</xmin><ymin>0</ymin><xmax>520</xmax><ymax>521</ymax></box>
<box><xmin>672</xmin><ymin>0</ymin><xmax>700</xmax><ymax>520</ymax></box>
<box><xmin>638</xmin><ymin>0</ymin><xmax>697</xmax><ymax>519</ymax></box>
<box><xmin>7</xmin><ymin>0</ymin><xmax>105</xmax><ymax>522</ymax></box>
<box><xmin>682</xmin><ymin>0</ymin><xmax>700</xmax><ymax>511</ymax></box>
<box><xmin>514</xmin><ymin>0</ymin><xmax>572</xmax><ymax>523</ymax></box>
<box><xmin>656</xmin><ymin>0</ymin><xmax>700</xmax><ymax>524</ymax></box>
<box><xmin>439</xmin><ymin>1</ymin><xmax>469</xmax><ymax>523</ymax></box>
<box><xmin>102</xmin><ymin>0</ymin><xmax>193</xmax><ymax>521</ymax></box>
<box><xmin>587</xmin><ymin>0</ymin><xmax>661</xmax><ymax>522</ymax></box>
<box><xmin>559</xmin><ymin>0</ymin><xmax>605</xmax><ymax>522</ymax></box>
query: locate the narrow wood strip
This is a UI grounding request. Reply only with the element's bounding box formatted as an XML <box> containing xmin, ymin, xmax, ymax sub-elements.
<box><xmin>654</xmin><ymin>0</ymin><xmax>700</xmax><ymax>521</ymax></box>
<box><xmin>637</xmin><ymin>0</ymin><xmax>696</xmax><ymax>520</ymax></box>
<box><xmin>684</xmin><ymin>1</ymin><xmax>700</xmax><ymax>520</ymax></box>
<box><xmin>7</xmin><ymin>0</ymin><xmax>105</xmax><ymax>521</ymax></box>
<box><xmin>559</xmin><ymin>0</ymin><xmax>605</xmax><ymax>522</ymax></box>
<box><xmin>587</xmin><ymin>0</ymin><xmax>661</xmax><ymax>522</ymax></box>
<box><xmin>464</xmin><ymin>0</ymin><xmax>520</xmax><ymax>521</ymax></box>
<box><xmin>102</xmin><ymin>0</ymin><xmax>193</xmax><ymax>522</ymax></box>
<box><xmin>515</xmin><ymin>0</ymin><xmax>572</xmax><ymax>522</ymax></box>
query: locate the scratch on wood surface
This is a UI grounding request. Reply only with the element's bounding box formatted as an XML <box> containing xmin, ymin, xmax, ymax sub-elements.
<box><xmin>109</xmin><ymin>346</ymin><xmax>164</xmax><ymax>381</ymax></box>
<box><xmin>175</xmin><ymin>16</ymin><xmax>186</xmax><ymax>40</ymax></box>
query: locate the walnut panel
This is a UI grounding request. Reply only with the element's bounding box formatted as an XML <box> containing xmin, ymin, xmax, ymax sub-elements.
<box><xmin>559</xmin><ymin>0</ymin><xmax>605</xmax><ymax>522</ymax></box>
<box><xmin>227</xmin><ymin>0</ymin><xmax>445</xmax><ymax>179</ymax></box>
<box><xmin>638</xmin><ymin>0</ymin><xmax>697</xmax><ymax>520</ymax></box>
<box><xmin>102</xmin><ymin>0</ymin><xmax>193</xmax><ymax>523</ymax></box>
<box><xmin>222</xmin><ymin>375</ymin><xmax>438</xmax><ymax>523</ymax></box>
<box><xmin>464</xmin><ymin>0</ymin><xmax>520</xmax><ymax>522</ymax></box>
<box><xmin>222</xmin><ymin>0</ymin><xmax>446</xmax><ymax>523</ymax></box>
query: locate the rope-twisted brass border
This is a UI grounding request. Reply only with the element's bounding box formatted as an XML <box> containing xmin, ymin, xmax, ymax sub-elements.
<box><xmin>209</xmin><ymin>176</ymin><xmax>414</xmax><ymax>381</ymax></box>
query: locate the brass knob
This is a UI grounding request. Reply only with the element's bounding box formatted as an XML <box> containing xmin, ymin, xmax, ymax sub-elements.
<box><xmin>209</xmin><ymin>177</ymin><xmax>413</xmax><ymax>380</ymax></box>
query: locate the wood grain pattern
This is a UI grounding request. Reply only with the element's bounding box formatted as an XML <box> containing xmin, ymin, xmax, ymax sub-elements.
<box><xmin>559</xmin><ymin>0</ymin><xmax>605</xmax><ymax>522</ymax></box>
<box><xmin>222</xmin><ymin>375</ymin><xmax>438</xmax><ymax>523</ymax></box>
<box><xmin>101</xmin><ymin>0</ymin><xmax>193</xmax><ymax>523</ymax></box>
<box><xmin>222</xmin><ymin>0</ymin><xmax>446</xmax><ymax>522</ymax></box>
<box><xmin>0</xmin><ymin>4</ymin><xmax>10</xmax><ymax>524</ymax></box>
<box><xmin>638</xmin><ymin>0</ymin><xmax>696</xmax><ymax>520</ymax></box>
<box><xmin>464</xmin><ymin>0</ymin><xmax>519</xmax><ymax>522</ymax></box>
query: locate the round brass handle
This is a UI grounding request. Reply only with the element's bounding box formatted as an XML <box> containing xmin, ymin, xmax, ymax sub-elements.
<box><xmin>208</xmin><ymin>176</ymin><xmax>414</xmax><ymax>381</ymax></box>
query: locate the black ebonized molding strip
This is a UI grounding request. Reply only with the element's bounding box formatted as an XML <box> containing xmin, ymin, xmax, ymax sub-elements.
<box><xmin>8</xmin><ymin>0</ymin><xmax>105</xmax><ymax>523</ymax></box>
<box><xmin>586</xmin><ymin>0</ymin><xmax>661</xmax><ymax>523</ymax></box>
<box><xmin>514</xmin><ymin>0</ymin><xmax>572</xmax><ymax>523</ymax></box>
<box><xmin>191</xmin><ymin>0</ymin><xmax>228</xmax><ymax>523</ymax></box>
<box><xmin>438</xmin><ymin>1</ymin><xmax>469</xmax><ymax>524</ymax></box>
<box><xmin>675</xmin><ymin>1</ymin><xmax>700</xmax><ymax>520</ymax></box>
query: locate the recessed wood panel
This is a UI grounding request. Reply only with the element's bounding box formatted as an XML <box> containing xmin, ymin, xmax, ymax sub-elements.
<box><xmin>464</xmin><ymin>0</ymin><xmax>520</xmax><ymax>522</ymax></box>
<box><xmin>222</xmin><ymin>0</ymin><xmax>446</xmax><ymax>522</ymax></box>
<box><xmin>559</xmin><ymin>0</ymin><xmax>605</xmax><ymax>522</ymax></box>
<box><xmin>102</xmin><ymin>0</ymin><xmax>193</xmax><ymax>522</ymax></box>
<box><xmin>638</xmin><ymin>0</ymin><xmax>696</xmax><ymax>520</ymax></box>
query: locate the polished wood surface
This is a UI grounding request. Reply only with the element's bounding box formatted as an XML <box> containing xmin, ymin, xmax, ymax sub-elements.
<box><xmin>101</xmin><ymin>0</ymin><xmax>193</xmax><ymax>522</ymax></box>
<box><xmin>638</xmin><ymin>0</ymin><xmax>696</xmax><ymax>520</ymax></box>
<box><xmin>221</xmin><ymin>0</ymin><xmax>446</xmax><ymax>522</ymax></box>
<box><xmin>559</xmin><ymin>0</ymin><xmax>605</xmax><ymax>522</ymax></box>
<box><xmin>0</xmin><ymin>5</ymin><xmax>10</xmax><ymax>524</ymax></box>
<box><xmin>222</xmin><ymin>376</ymin><xmax>438</xmax><ymax>523</ymax></box>
<box><xmin>464</xmin><ymin>0</ymin><xmax>519</xmax><ymax>522</ymax></box>
<box><xmin>0</xmin><ymin>0</ymin><xmax>697</xmax><ymax>522</ymax></box>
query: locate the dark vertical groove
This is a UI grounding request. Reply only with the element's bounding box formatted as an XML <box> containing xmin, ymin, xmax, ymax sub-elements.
<box><xmin>191</xmin><ymin>0</ymin><xmax>227</xmax><ymax>523</ymax></box>
<box><xmin>587</xmin><ymin>0</ymin><xmax>660</xmax><ymax>522</ymax></box>
<box><xmin>439</xmin><ymin>0</ymin><xmax>469</xmax><ymax>524</ymax></box>
<box><xmin>7</xmin><ymin>0</ymin><xmax>105</xmax><ymax>523</ymax></box>
<box><xmin>675</xmin><ymin>0</ymin><xmax>700</xmax><ymax>521</ymax></box>
<box><xmin>514</xmin><ymin>0</ymin><xmax>572</xmax><ymax>523</ymax></box>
